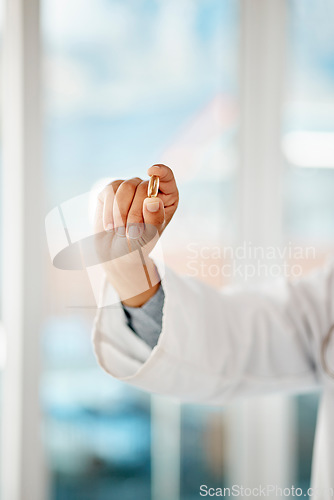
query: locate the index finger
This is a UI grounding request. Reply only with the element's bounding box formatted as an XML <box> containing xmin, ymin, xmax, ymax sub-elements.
<box><xmin>147</xmin><ymin>164</ymin><xmax>177</xmax><ymax>195</ymax></box>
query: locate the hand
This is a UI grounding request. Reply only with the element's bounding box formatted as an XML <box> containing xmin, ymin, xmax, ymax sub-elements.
<box><xmin>94</xmin><ymin>164</ymin><xmax>178</xmax><ymax>306</ymax></box>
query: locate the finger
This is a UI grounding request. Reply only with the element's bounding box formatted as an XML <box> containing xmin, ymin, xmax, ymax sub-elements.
<box><xmin>113</xmin><ymin>178</ymin><xmax>142</xmax><ymax>235</ymax></box>
<box><xmin>143</xmin><ymin>197</ymin><xmax>165</xmax><ymax>234</ymax></box>
<box><xmin>100</xmin><ymin>180</ymin><xmax>123</xmax><ymax>231</ymax></box>
<box><xmin>147</xmin><ymin>164</ymin><xmax>177</xmax><ymax>196</ymax></box>
<box><xmin>126</xmin><ymin>181</ymin><xmax>147</xmax><ymax>239</ymax></box>
<box><xmin>94</xmin><ymin>198</ymin><xmax>105</xmax><ymax>234</ymax></box>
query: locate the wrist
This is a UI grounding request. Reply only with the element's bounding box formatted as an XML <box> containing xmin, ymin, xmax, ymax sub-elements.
<box><xmin>104</xmin><ymin>257</ymin><xmax>161</xmax><ymax>306</ymax></box>
<box><xmin>121</xmin><ymin>282</ymin><xmax>160</xmax><ymax>308</ymax></box>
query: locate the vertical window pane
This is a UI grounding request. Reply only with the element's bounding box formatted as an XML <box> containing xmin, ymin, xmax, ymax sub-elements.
<box><xmin>284</xmin><ymin>0</ymin><xmax>334</xmax><ymax>251</ymax></box>
<box><xmin>284</xmin><ymin>0</ymin><xmax>334</xmax><ymax>491</ymax></box>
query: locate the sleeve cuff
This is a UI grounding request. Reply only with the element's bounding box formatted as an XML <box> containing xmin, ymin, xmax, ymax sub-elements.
<box><xmin>92</xmin><ymin>271</ymin><xmax>169</xmax><ymax>380</ymax></box>
<box><xmin>122</xmin><ymin>284</ymin><xmax>164</xmax><ymax>349</ymax></box>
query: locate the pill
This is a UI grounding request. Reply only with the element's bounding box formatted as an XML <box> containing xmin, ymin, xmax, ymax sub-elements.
<box><xmin>148</xmin><ymin>175</ymin><xmax>159</xmax><ymax>198</ymax></box>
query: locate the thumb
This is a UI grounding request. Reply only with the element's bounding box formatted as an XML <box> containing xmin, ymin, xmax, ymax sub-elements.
<box><xmin>143</xmin><ymin>197</ymin><xmax>165</xmax><ymax>234</ymax></box>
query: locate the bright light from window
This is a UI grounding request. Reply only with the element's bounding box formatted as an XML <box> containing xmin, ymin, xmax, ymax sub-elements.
<box><xmin>283</xmin><ymin>131</ymin><xmax>334</xmax><ymax>168</ymax></box>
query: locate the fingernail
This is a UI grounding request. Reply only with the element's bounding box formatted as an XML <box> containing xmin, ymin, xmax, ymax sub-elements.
<box><xmin>127</xmin><ymin>225</ymin><xmax>142</xmax><ymax>239</ymax></box>
<box><xmin>116</xmin><ymin>226</ymin><xmax>126</xmax><ymax>236</ymax></box>
<box><xmin>146</xmin><ymin>200</ymin><xmax>160</xmax><ymax>213</ymax></box>
<box><xmin>105</xmin><ymin>223</ymin><xmax>113</xmax><ymax>232</ymax></box>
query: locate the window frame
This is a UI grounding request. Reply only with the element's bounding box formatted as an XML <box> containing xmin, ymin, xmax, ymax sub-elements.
<box><xmin>0</xmin><ymin>0</ymin><xmax>46</xmax><ymax>499</ymax></box>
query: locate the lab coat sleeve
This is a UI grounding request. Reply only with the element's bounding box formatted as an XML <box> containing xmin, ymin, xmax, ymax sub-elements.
<box><xmin>92</xmin><ymin>261</ymin><xmax>334</xmax><ymax>405</ymax></box>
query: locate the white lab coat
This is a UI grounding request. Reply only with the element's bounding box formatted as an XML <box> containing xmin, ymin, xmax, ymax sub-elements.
<box><xmin>92</xmin><ymin>260</ymin><xmax>334</xmax><ymax>496</ymax></box>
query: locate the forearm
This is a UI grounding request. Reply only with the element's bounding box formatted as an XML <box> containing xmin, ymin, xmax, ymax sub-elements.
<box><xmin>93</xmin><ymin>263</ymin><xmax>325</xmax><ymax>402</ymax></box>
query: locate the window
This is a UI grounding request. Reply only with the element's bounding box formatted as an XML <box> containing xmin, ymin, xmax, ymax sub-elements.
<box><xmin>1</xmin><ymin>1</ymin><xmax>332</xmax><ymax>498</ymax></box>
<box><xmin>284</xmin><ymin>0</ymin><xmax>334</xmax><ymax>251</ymax></box>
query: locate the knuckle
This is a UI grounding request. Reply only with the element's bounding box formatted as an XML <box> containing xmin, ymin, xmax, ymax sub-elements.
<box><xmin>99</xmin><ymin>181</ymin><xmax>123</xmax><ymax>200</ymax></box>
<box><xmin>160</xmin><ymin>164</ymin><xmax>173</xmax><ymax>177</ymax></box>
<box><xmin>136</xmin><ymin>181</ymin><xmax>149</xmax><ymax>196</ymax></box>
<box><xmin>124</xmin><ymin>177</ymin><xmax>142</xmax><ymax>187</ymax></box>
<box><xmin>98</xmin><ymin>184</ymin><xmax>114</xmax><ymax>201</ymax></box>
<box><xmin>109</xmin><ymin>180</ymin><xmax>123</xmax><ymax>191</ymax></box>
<box><xmin>118</xmin><ymin>180</ymin><xmax>137</xmax><ymax>196</ymax></box>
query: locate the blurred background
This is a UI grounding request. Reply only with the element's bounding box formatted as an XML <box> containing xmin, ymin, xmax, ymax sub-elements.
<box><xmin>1</xmin><ymin>0</ymin><xmax>334</xmax><ymax>499</ymax></box>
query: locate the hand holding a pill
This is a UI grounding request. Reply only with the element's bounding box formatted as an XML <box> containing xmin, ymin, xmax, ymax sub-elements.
<box><xmin>94</xmin><ymin>164</ymin><xmax>179</xmax><ymax>306</ymax></box>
